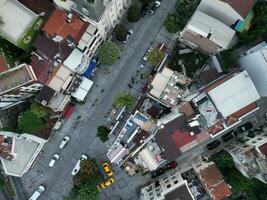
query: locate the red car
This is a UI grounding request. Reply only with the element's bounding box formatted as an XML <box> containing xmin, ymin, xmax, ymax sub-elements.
<box><xmin>165</xmin><ymin>161</ymin><xmax>177</xmax><ymax>170</ymax></box>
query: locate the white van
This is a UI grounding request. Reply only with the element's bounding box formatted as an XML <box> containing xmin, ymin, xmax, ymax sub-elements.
<box><xmin>29</xmin><ymin>185</ymin><xmax>45</xmax><ymax>200</ymax></box>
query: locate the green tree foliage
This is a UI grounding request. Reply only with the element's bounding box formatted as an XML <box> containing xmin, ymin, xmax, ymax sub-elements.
<box><xmin>73</xmin><ymin>159</ymin><xmax>99</xmax><ymax>188</ymax></box>
<box><xmin>113</xmin><ymin>93</ymin><xmax>135</xmax><ymax>108</ymax></box>
<box><xmin>164</xmin><ymin>13</ymin><xmax>185</xmax><ymax>33</ymax></box>
<box><xmin>176</xmin><ymin>0</ymin><xmax>200</xmax><ymax>19</ymax></box>
<box><xmin>96</xmin><ymin>126</ymin><xmax>110</xmax><ymax>142</ymax></box>
<box><xmin>30</xmin><ymin>102</ymin><xmax>49</xmax><ymax>119</ymax></box>
<box><xmin>147</xmin><ymin>48</ymin><xmax>164</xmax><ymax>67</ymax></box>
<box><xmin>18</xmin><ymin>110</ymin><xmax>47</xmax><ymax>134</ymax></box>
<box><xmin>77</xmin><ymin>178</ymin><xmax>100</xmax><ymax>200</ymax></box>
<box><xmin>115</xmin><ymin>25</ymin><xmax>128</xmax><ymax>41</ymax></box>
<box><xmin>98</xmin><ymin>41</ymin><xmax>120</xmax><ymax>65</ymax></box>
<box><xmin>127</xmin><ymin>4</ymin><xmax>142</xmax><ymax>22</ymax></box>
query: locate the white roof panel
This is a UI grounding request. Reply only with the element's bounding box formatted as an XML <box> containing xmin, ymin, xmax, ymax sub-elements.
<box><xmin>208</xmin><ymin>71</ymin><xmax>260</xmax><ymax>117</ymax></box>
<box><xmin>238</xmin><ymin>42</ymin><xmax>267</xmax><ymax>97</ymax></box>
<box><xmin>63</xmin><ymin>49</ymin><xmax>83</xmax><ymax>72</ymax></box>
<box><xmin>71</xmin><ymin>77</ymin><xmax>93</xmax><ymax>101</ymax></box>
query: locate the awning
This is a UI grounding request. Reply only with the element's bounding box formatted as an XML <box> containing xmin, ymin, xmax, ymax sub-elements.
<box><xmin>139</xmin><ymin>148</ymin><xmax>159</xmax><ymax>171</ymax></box>
<box><xmin>107</xmin><ymin>144</ymin><xmax>129</xmax><ymax>164</ymax></box>
<box><xmin>71</xmin><ymin>77</ymin><xmax>93</xmax><ymax>101</ymax></box>
<box><xmin>83</xmin><ymin>59</ymin><xmax>97</xmax><ymax>78</ymax></box>
<box><xmin>62</xmin><ymin>104</ymin><xmax>75</xmax><ymax>119</ymax></box>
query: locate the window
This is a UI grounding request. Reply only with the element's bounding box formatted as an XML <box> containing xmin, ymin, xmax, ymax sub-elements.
<box><xmin>165</xmin><ymin>180</ymin><xmax>169</xmax><ymax>184</ymax></box>
<box><xmin>155</xmin><ymin>188</ymin><xmax>160</xmax><ymax>192</ymax></box>
<box><xmin>166</xmin><ymin>184</ymin><xmax>171</xmax><ymax>188</ymax></box>
<box><xmin>174</xmin><ymin>180</ymin><xmax>178</xmax><ymax>184</ymax></box>
<box><xmin>157</xmin><ymin>193</ymin><xmax>161</xmax><ymax>197</ymax></box>
<box><xmin>149</xmin><ymin>192</ymin><xmax>153</xmax><ymax>196</ymax></box>
<box><xmin>258</xmin><ymin>138</ymin><xmax>263</xmax><ymax>141</ymax></box>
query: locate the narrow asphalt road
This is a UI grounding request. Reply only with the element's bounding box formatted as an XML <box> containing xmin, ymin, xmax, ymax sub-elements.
<box><xmin>20</xmin><ymin>0</ymin><xmax>177</xmax><ymax>200</ymax></box>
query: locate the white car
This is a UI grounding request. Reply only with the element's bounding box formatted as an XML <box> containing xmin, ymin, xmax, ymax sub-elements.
<box><xmin>49</xmin><ymin>154</ymin><xmax>60</xmax><ymax>167</ymax></box>
<box><xmin>142</xmin><ymin>46</ymin><xmax>153</xmax><ymax>62</ymax></box>
<box><xmin>59</xmin><ymin>136</ymin><xmax>70</xmax><ymax>149</ymax></box>
<box><xmin>29</xmin><ymin>185</ymin><xmax>45</xmax><ymax>200</ymax></box>
<box><xmin>123</xmin><ymin>30</ymin><xmax>133</xmax><ymax>44</ymax></box>
<box><xmin>71</xmin><ymin>154</ymin><xmax>88</xmax><ymax>175</ymax></box>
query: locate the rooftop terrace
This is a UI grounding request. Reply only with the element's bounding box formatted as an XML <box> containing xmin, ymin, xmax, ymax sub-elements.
<box><xmin>0</xmin><ymin>64</ymin><xmax>36</xmax><ymax>95</ymax></box>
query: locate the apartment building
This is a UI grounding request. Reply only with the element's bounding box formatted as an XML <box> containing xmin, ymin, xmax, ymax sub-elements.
<box><xmin>0</xmin><ymin>63</ymin><xmax>42</xmax><ymax>110</ymax></box>
<box><xmin>54</xmin><ymin>0</ymin><xmax>129</xmax><ymax>39</ymax></box>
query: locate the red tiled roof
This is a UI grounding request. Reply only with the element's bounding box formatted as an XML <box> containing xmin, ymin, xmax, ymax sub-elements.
<box><xmin>178</xmin><ymin>102</ymin><xmax>195</xmax><ymax>118</ymax></box>
<box><xmin>205</xmin><ymin>73</ymin><xmax>235</xmax><ymax>92</ymax></box>
<box><xmin>43</xmin><ymin>9</ymin><xmax>89</xmax><ymax>43</ymax></box>
<box><xmin>171</xmin><ymin>130</ymin><xmax>196</xmax><ymax>148</ymax></box>
<box><xmin>0</xmin><ymin>55</ymin><xmax>8</xmax><ymax>73</ymax></box>
<box><xmin>230</xmin><ymin>102</ymin><xmax>257</xmax><ymax>118</ymax></box>
<box><xmin>199</xmin><ymin>164</ymin><xmax>223</xmax><ymax>188</ymax></box>
<box><xmin>221</xmin><ymin>0</ymin><xmax>256</xmax><ymax>18</ymax></box>
<box><xmin>212</xmin><ymin>182</ymin><xmax>232</xmax><ymax>200</ymax></box>
<box><xmin>259</xmin><ymin>143</ymin><xmax>267</xmax><ymax>157</ymax></box>
<box><xmin>208</xmin><ymin>122</ymin><xmax>224</xmax><ymax>135</ymax></box>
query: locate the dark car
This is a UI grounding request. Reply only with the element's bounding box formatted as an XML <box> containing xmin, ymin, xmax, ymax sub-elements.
<box><xmin>247</xmin><ymin>130</ymin><xmax>256</xmax><ymax>138</ymax></box>
<box><xmin>151</xmin><ymin>168</ymin><xmax>165</xmax><ymax>178</ymax></box>
<box><xmin>237</xmin><ymin>122</ymin><xmax>253</xmax><ymax>133</ymax></box>
<box><xmin>165</xmin><ymin>161</ymin><xmax>177</xmax><ymax>170</ymax></box>
<box><xmin>206</xmin><ymin>140</ymin><xmax>221</xmax><ymax>150</ymax></box>
<box><xmin>221</xmin><ymin>131</ymin><xmax>236</xmax><ymax>142</ymax></box>
<box><xmin>149</xmin><ymin>1</ymin><xmax>161</xmax><ymax>15</ymax></box>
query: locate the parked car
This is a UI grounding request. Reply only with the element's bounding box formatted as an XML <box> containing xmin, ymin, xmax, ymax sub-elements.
<box><xmin>123</xmin><ymin>30</ymin><xmax>133</xmax><ymax>44</ymax></box>
<box><xmin>221</xmin><ymin>131</ymin><xmax>235</xmax><ymax>142</ymax></box>
<box><xmin>237</xmin><ymin>122</ymin><xmax>253</xmax><ymax>133</ymax></box>
<box><xmin>165</xmin><ymin>161</ymin><xmax>177</xmax><ymax>170</ymax></box>
<box><xmin>97</xmin><ymin>177</ymin><xmax>115</xmax><ymax>190</ymax></box>
<box><xmin>71</xmin><ymin>154</ymin><xmax>88</xmax><ymax>175</ymax></box>
<box><xmin>206</xmin><ymin>140</ymin><xmax>221</xmax><ymax>150</ymax></box>
<box><xmin>49</xmin><ymin>154</ymin><xmax>60</xmax><ymax>167</ymax></box>
<box><xmin>151</xmin><ymin>168</ymin><xmax>165</xmax><ymax>178</ymax></box>
<box><xmin>102</xmin><ymin>162</ymin><xmax>113</xmax><ymax>177</ymax></box>
<box><xmin>29</xmin><ymin>185</ymin><xmax>45</xmax><ymax>200</ymax></box>
<box><xmin>59</xmin><ymin>136</ymin><xmax>70</xmax><ymax>149</ymax></box>
<box><xmin>142</xmin><ymin>46</ymin><xmax>153</xmax><ymax>62</ymax></box>
<box><xmin>150</xmin><ymin>1</ymin><xmax>161</xmax><ymax>15</ymax></box>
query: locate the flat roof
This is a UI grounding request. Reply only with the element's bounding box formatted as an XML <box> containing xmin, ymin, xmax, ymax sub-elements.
<box><xmin>0</xmin><ymin>64</ymin><xmax>35</xmax><ymax>95</ymax></box>
<box><xmin>165</xmin><ymin>184</ymin><xmax>195</xmax><ymax>200</ymax></box>
<box><xmin>0</xmin><ymin>0</ymin><xmax>36</xmax><ymax>42</ymax></box>
<box><xmin>208</xmin><ymin>71</ymin><xmax>260</xmax><ymax>118</ymax></box>
<box><xmin>71</xmin><ymin>77</ymin><xmax>93</xmax><ymax>101</ymax></box>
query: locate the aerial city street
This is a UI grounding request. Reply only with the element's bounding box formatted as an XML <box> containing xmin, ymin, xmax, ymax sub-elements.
<box><xmin>0</xmin><ymin>0</ymin><xmax>267</xmax><ymax>200</ymax></box>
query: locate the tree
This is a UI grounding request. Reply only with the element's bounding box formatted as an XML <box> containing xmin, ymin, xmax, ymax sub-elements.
<box><xmin>96</xmin><ymin>126</ymin><xmax>110</xmax><ymax>142</ymax></box>
<box><xmin>127</xmin><ymin>4</ymin><xmax>142</xmax><ymax>22</ymax></box>
<box><xmin>147</xmin><ymin>48</ymin><xmax>164</xmax><ymax>67</ymax></box>
<box><xmin>30</xmin><ymin>102</ymin><xmax>49</xmax><ymax>119</ymax></box>
<box><xmin>98</xmin><ymin>41</ymin><xmax>120</xmax><ymax>65</ymax></box>
<box><xmin>113</xmin><ymin>93</ymin><xmax>135</xmax><ymax>108</ymax></box>
<box><xmin>115</xmin><ymin>25</ymin><xmax>128</xmax><ymax>41</ymax></box>
<box><xmin>176</xmin><ymin>0</ymin><xmax>200</xmax><ymax>19</ymax></box>
<box><xmin>77</xmin><ymin>179</ymin><xmax>100</xmax><ymax>200</ymax></box>
<box><xmin>73</xmin><ymin>159</ymin><xmax>99</xmax><ymax>188</ymax></box>
<box><xmin>18</xmin><ymin>110</ymin><xmax>47</xmax><ymax>134</ymax></box>
<box><xmin>164</xmin><ymin>13</ymin><xmax>185</xmax><ymax>33</ymax></box>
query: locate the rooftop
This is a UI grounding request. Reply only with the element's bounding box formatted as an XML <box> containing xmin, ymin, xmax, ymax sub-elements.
<box><xmin>18</xmin><ymin>0</ymin><xmax>55</xmax><ymax>19</ymax></box>
<box><xmin>220</xmin><ymin>0</ymin><xmax>256</xmax><ymax>18</ymax></box>
<box><xmin>207</xmin><ymin>71</ymin><xmax>260</xmax><ymax>118</ymax></box>
<box><xmin>149</xmin><ymin>67</ymin><xmax>189</xmax><ymax>106</ymax></box>
<box><xmin>0</xmin><ymin>64</ymin><xmax>36</xmax><ymax>95</ymax></box>
<box><xmin>33</xmin><ymin>34</ymin><xmax>74</xmax><ymax>61</ymax></box>
<box><xmin>0</xmin><ymin>0</ymin><xmax>36</xmax><ymax>43</ymax></box>
<box><xmin>42</xmin><ymin>9</ymin><xmax>88</xmax><ymax>43</ymax></box>
<box><xmin>35</xmin><ymin>86</ymin><xmax>56</xmax><ymax>106</ymax></box>
<box><xmin>165</xmin><ymin>183</ymin><xmax>195</xmax><ymax>200</ymax></box>
<box><xmin>259</xmin><ymin>143</ymin><xmax>267</xmax><ymax>157</ymax></box>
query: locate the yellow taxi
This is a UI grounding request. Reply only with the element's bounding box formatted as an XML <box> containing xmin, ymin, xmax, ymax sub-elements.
<box><xmin>97</xmin><ymin>177</ymin><xmax>115</xmax><ymax>190</ymax></box>
<box><xmin>102</xmin><ymin>162</ymin><xmax>113</xmax><ymax>177</ymax></box>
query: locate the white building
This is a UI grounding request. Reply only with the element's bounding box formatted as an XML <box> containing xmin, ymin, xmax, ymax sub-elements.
<box><xmin>54</xmin><ymin>0</ymin><xmax>129</xmax><ymax>39</ymax></box>
<box><xmin>140</xmin><ymin>171</ymin><xmax>195</xmax><ymax>200</ymax></box>
<box><xmin>0</xmin><ymin>131</ymin><xmax>46</xmax><ymax>177</ymax></box>
<box><xmin>238</xmin><ymin>41</ymin><xmax>267</xmax><ymax>97</ymax></box>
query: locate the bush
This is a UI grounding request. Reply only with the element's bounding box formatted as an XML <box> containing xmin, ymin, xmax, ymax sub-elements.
<box><xmin>30</xmin><ymin>102</ymin><xmax>49</xmax><ymax>119</ymax></box>
<box><xmin>96</xmin><ymin>126</ymin><xmax>110</xmax><ymax>142</ymax></box>
<box><xmin>127</xmin><ymin>4</ymin><xmax>142</xmax><ymax>22</ymax></box>
<box><xmin>147</xmin><ymin>48</ymin><xmax>164</xmax><ymax>67</ymax></box>
<box><xmin>176</xmin><ymin>0</ymin><xmax>200</xmax><ymax>19</ymax></box>
<box><xmin>98</xmin><ymin>41</ymin><xmax>120</xmax><ymax>65</ymax></box>
<box><xmin>18</xmin><ymin>110</ymin><xmax>47</xmax><ymax>134</ymax></box>
<box><xmin>115</xmin><ymin>25</ymin><xmax>128</xmax><ymax>41</ymax></box>
<box><xmin>77</xmin><ymin>178</ymin><xmax>100</xmax><ymax>200</ymax></box>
